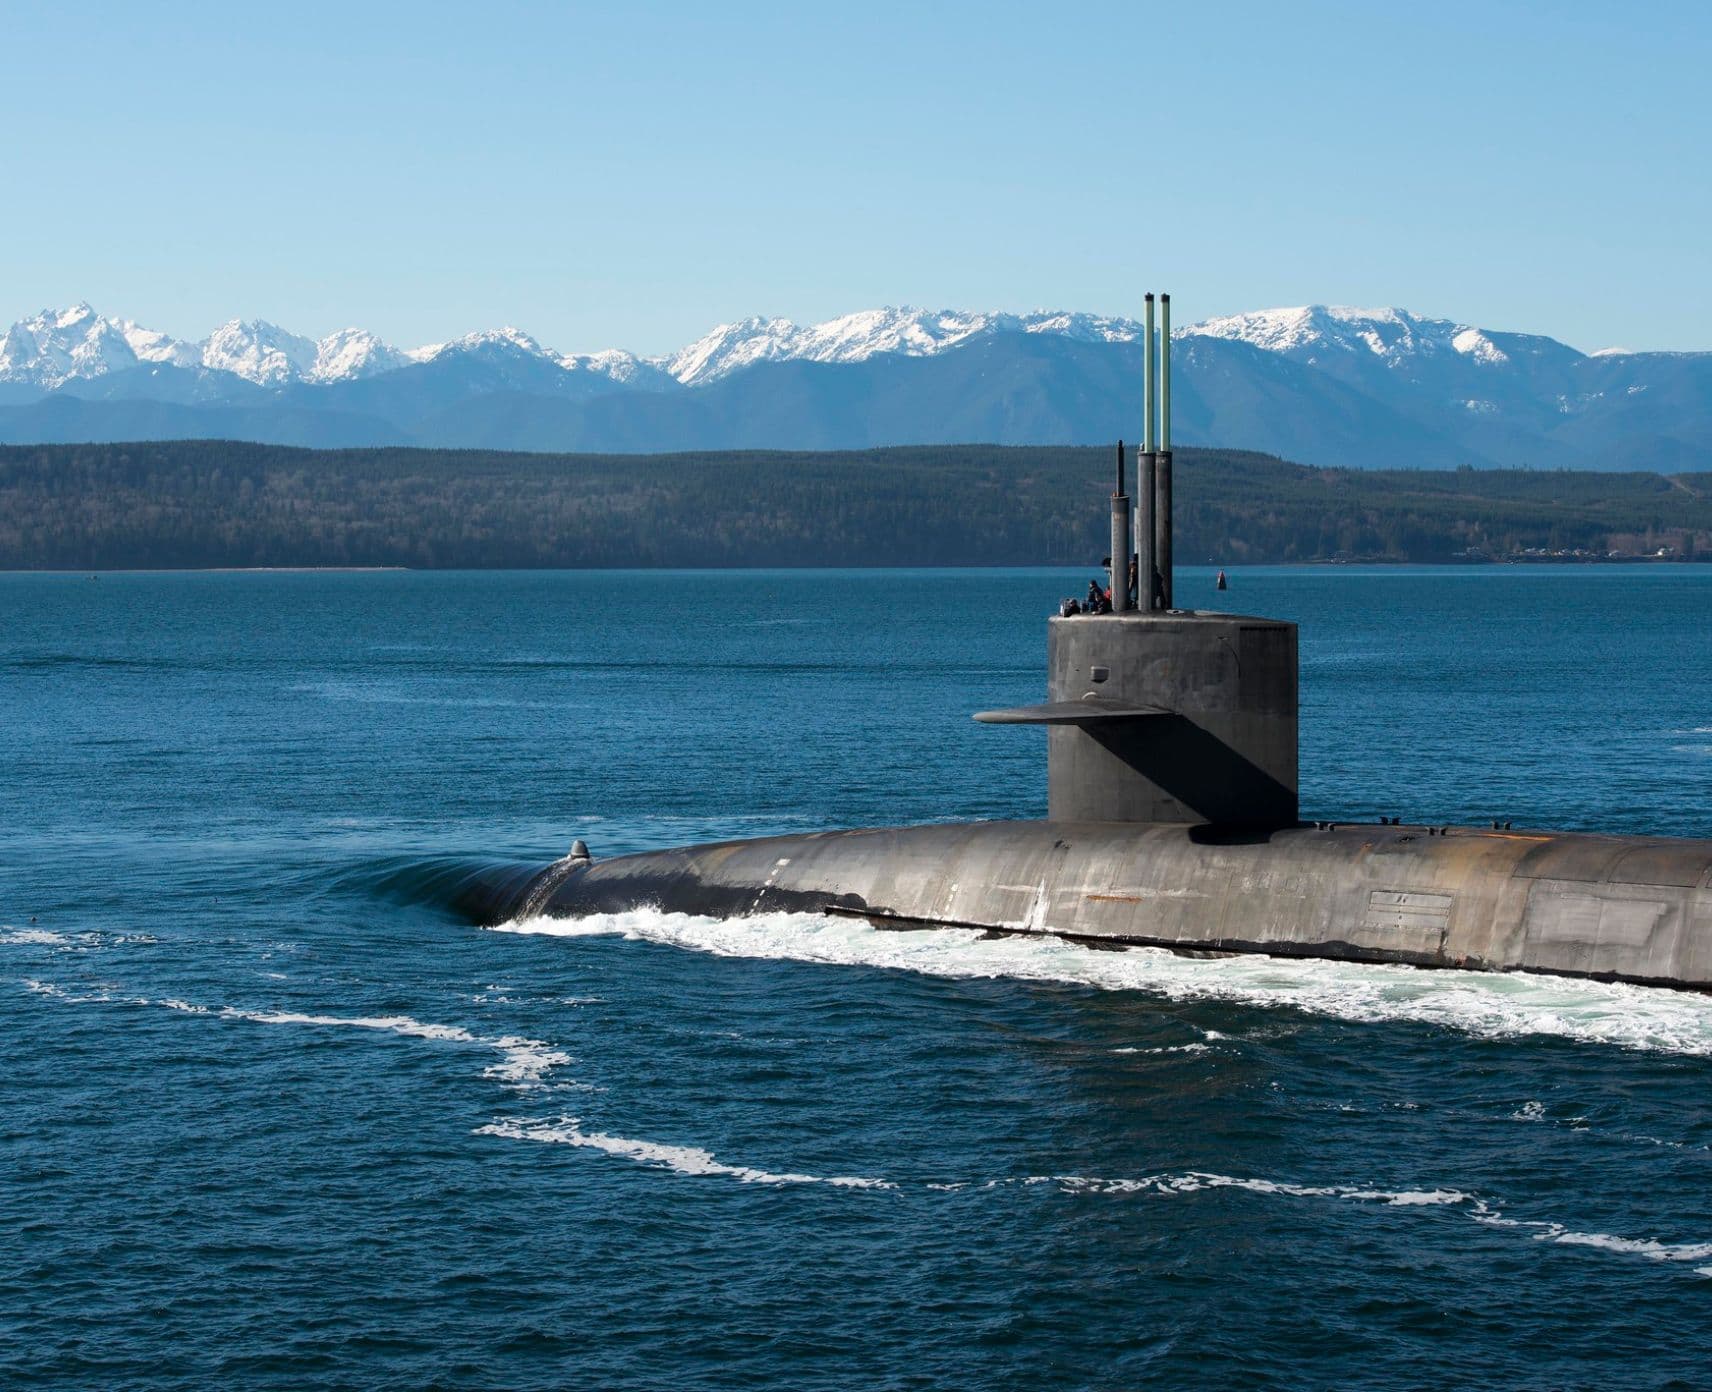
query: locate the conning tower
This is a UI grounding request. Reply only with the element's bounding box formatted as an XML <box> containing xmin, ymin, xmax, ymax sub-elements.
<box><xmin>977</xmin><ymin>293</ymin><xmax>1299</xmax><ymax>828</ymax></box>
<box><xmin>463</xmin><ymin>292</ymin><xmax>1712</xmax><ymax>993</ymax></box>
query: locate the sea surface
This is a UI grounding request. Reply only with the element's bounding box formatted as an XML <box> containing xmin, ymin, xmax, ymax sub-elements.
<box><xmin>4</xmin><ymin>565</ymin><xmax>1712</xmax><ymax>1390</ymax></box>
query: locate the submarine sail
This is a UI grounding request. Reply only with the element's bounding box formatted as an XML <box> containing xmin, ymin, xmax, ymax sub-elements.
<box><xmin>461</xmin><ymin>295</ymin><xmax>1712</xmax><ymax>992</ymax></box>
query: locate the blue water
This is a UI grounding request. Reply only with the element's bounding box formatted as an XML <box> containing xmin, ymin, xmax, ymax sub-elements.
<box><xmin>4</xmin><ymin>566</ymin><xmax>1712</xmax><ymax>1389</ymax></box>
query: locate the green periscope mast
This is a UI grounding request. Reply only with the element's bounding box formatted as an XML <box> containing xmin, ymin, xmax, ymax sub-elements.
<box><xmin>461</xmin><ymin>295</ymin><xmax>1712</xmax><ymax>992</ymax></box>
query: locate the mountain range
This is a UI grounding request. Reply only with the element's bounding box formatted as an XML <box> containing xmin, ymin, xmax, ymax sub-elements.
<box><xmin>2</xmin><ymin>301</ymin><xmax>1708</xmax><ymax>470</ymax></box>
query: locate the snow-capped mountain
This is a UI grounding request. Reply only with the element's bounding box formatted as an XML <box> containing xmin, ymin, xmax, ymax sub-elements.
<box><xmin>1184</xmin><ymin>305</ymin><xmax>1482</xmax><ymax>360</ymax></box>
<box><xmin>201</xmin><ymin>320</ymin><xmax>319</xmax><ymax>386</ymax></box>
<box><xmin>340</xmin><ymin>325</ymin><xmax>667</xmax><ymax>388</ymax></box>
<box><xmin>392</xmin><ymin>326</ymin><xmax>674</xmax><ymax>394</ymax></box>
<box><xmin>664</xmin><ymin>307</ymin><xmax>1142</xmax><ymax>385</ymax></box>
<box><xmin>0</xmin><ymin>303</ymin><xmax>198</xmax><ymax>388</ymax></box>
<box><xmin>559</xmin><ymin>349</ymin><xmax>675</xmax><ymax>389</ymax></box>
<box><xmin>0</xmin><ymin>299</ymin><xmax>1585</xmax><ymax>393</ymax></box>
<box><xmin>1178</xmin><ymin>304</ymin><xmax>1598</xmax><ymax>433</ymax></box>
<box><xmin>309</xmin><ymin>328</ymin><xmax>412</xmax><ymax>383</ymax></box>
<box><xmin>0</xmin><ymin>307</ymin><xmax>414</xmax><ymax>389</ymax></box>
<box><xmin>2</xmin><ymin>299</ymin><xmax>1709</xmax><ymax>470</ymax></box>
<box><xmin>1181</xmin><ymin>304</ymin><xmax>1583</xmax><ymax>376</ymax></box>
<box><xmin>421</xmin><ymin>325</ymin><xmax>550</xmax><ymax>362</ymax></box>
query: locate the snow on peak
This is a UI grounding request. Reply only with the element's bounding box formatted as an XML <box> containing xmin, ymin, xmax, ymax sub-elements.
<box><xmin>1177</xmin><ymin>306</ymin><xmax>1313</xmax><ymax>354</ymax></box>
<box><xmin>1450</xmin><ymin>327</ymin><xmax>1509</xmax><ymax>364</ymax></box>
<box><xmin>430</xmin><ymin>325</ymin><xmax>553</xmax><ymax>359</ymax></box>
<box><xmin>0</xmin><ymin>305</ymin><xmax>419</xmax><ymax>387</ymax></box>
<box><xmin>122</xmin><ymin>321</ymin><xmax>199</xmax><ymax>369</ymax></box>
<box><xmin>664</xmin><ymin>316</ymin><xmax>797</xmax><ymax>385</ymax></box>
<box><xmin>1186</xmin><ymin>305</ymin><xmax>1413</xmax><ymax>355</ymax></box>
<box><xmin>665</xmin><ymin>308</ymin><xmax>983</xmax><ymax>386</ymax></box>
<box><xmin>0</xmin><ymin>304</ymin><xmax>200</xmax><ymax>387</ymax></box>
<box><xmin>309</xmin><ymin>327</ymin><xmax>407</xmax><ymax>383</ymax></box>
<box><xmin>1021</xmin><ymin>311</ymin><xmax>1141</xmax><ymax>343</ymax></box>
<box><xmin>1183</xmin><ymin>304</ymin><xmax>1515</xmax><ymax>367</ymax></box>
<box><xmin>558</xmin><ymin>348</ymin><xmax>665</xmax><ymax>385</ymax></box>
<box><xmin>0</xmin><ymin>297</ymin><xmax>1611</xmax><ymax>396</ymax></box>
<box><xmin>663</xmin><ymin>306</ymin><xmax>1144</xmax><ymax>385</ymax></box>
<box><xmin>0</xmin><ymin>304</ymin><xmax>640</xmax><ymax>388</ymax></box>
<box><xmin>201</xmin><ymin>319</ymin><xmax>318</xmax><ymax>385</ymax></box>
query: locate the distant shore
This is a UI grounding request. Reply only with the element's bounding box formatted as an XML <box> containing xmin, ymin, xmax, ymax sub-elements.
<box><xmin>8</xmin><ymin>566</ymin><xmax>412</xmax><ymax>574</ymax></box>
<box><xmin>158</xmin><ymin>566</ymin><xmax>410</xmax><ymax>573</ymax></box>
<box><xmin>2</xmin><ymin>440</ymin><xmax>1707</xmax><ymax>569</ymax></box>
<box><xmin>12</xmin><ymin>562</ymin><xmax>1712</xmax><ymax>581</ymax></box>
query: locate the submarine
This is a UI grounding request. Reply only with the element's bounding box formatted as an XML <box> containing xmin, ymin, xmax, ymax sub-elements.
<box><xmin>463</xmin><ymin>293</ymin><xmax>1712</xmax><ymax>992</ymax></box>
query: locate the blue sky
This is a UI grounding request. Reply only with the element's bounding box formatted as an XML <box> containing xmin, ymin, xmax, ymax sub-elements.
<box><xmin>3</xmin><ymin>0</ymin><xmax>1708</xmax><ymax>354</ymax></box>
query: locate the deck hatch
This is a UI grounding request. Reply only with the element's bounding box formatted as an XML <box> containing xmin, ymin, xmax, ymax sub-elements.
<box><xmin>1362</xmin><ymin>889</ymin><xmax>1453</xmax><ymax>933</ymax></box>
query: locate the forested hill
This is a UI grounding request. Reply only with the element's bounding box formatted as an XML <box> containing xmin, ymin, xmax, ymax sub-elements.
<box><xmin>3</xmin><ymin>440</ymin><xmax>1710</xmax><ymax>570</ymax></box>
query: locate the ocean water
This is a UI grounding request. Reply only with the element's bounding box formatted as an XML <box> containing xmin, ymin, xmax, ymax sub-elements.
<box><xmin>4</xmin><ymin>565</ymin><xmax>1712</xmax><ymax>1390</ymax></box>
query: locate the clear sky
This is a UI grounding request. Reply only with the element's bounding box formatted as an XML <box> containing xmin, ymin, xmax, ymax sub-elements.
<box><xmin>4</xmin><ymin>0</ymin><xmax>1708</xmax><ymax>354</ymax></box>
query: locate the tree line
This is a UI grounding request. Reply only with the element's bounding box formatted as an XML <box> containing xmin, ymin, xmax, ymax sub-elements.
<box><xmin>2</xmin><ymin>439</ymin><xmax>1708</xmax><ymax>569</ymax></box>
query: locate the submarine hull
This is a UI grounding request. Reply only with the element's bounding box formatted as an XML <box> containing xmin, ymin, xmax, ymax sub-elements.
<box><xmin>461</xmin><ymin>819</ymin><xmax>1712</xmax><ymax>992</ymax></box>
<box><xmin>465</xmin><ymin>302</ymin><xmax>1712</xmax><ymax>993</ymax></box>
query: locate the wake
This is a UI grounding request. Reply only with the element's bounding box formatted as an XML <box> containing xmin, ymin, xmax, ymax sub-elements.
<box><xmin>493</xmin><ymin>907</ymin><xmax>1712</xmax><ymax>1057</ymax></box>
<box><xmin>17</xmin><ymin>965</ymin><xmax>1712</xmax><ymax>1277</ymax></box>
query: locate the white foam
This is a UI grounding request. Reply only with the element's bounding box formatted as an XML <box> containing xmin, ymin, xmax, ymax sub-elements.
<box><xmin>1112</xmin><ymin>1043</ymin><xmax>1212</xmax><ymax>1055</ymax></box>
<box><xmin>1632</xmin><ymin>1133</ymin><xmax>1711</xmax><ymax>1152</ymax></box>
<box><xmin>1540</xmin><ymin>1230</ymin><xmax>1712</xmax><ymax>1261</ymax></box>
<box><xmin>27</xmin><ymin>971</ymin><xmax>1706</xmax><ymax>1273</ymax></box>
<box><xmin>467</xmin><ymin>1117</ymin><xmax>1712</xmax><ymax>1268</ymax></box>
<box><xmin>2</xmin><ymin>928</ymin><xmax>71</xmax><ymax>946</ymax></box>
<box><xmin>477</xmin><ymin>1115</ymin><xmax>894</xmax><ymax>1188</ymax></box>
<box><xmin>202</xmin><ymin>1006</ymin><xmax>573</xmax><ymax>1087</ymax></box>
<box><xmin>21</xmin><ymin>978</ymin><xmax>112</xmax><ymax>1003</ymax></box>
<box><xmin>483</xmin><ymin>1038</ymin><xmax>577</xmax><ymax>1086</ymax></box>
<box><xmin>3</xmin><ymin>927</ymin><xmax>151</xmax><ymax>951</ymax></box>
<box><xmin>495</xmin><ymin>909</ymin><xmax>1712</xmax><ymax>1056</ymax></box>
<box><xmin>1065</xmin><ymin>1171</ymin><xmax>1712</xmax><ymax>1268</ymax></box>
<box><xmin>497</xmin><ymin>916</ymin><xmax>621</xmax><ymax>938</ymax></box>
<box><xmin>1468</xmin><ymin>1207</ymin><xmax>1712</xmax><ymax>1263</ymax></box>
<box><xmin>32</xmin><ymin>986</ymin><xmax>573</xmax><ymax>1089</ymax></box>
<box><xmin>1041</xmin><ymin>1171</ymin><xmax>1475</xmax><ymax>1206</ymax></box>
<box><xmin>2</xmin><ymin>927</ymin><xmax>104</xmax><ymax>950</ymax></box>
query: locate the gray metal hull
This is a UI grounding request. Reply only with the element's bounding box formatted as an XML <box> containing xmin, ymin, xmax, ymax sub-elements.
<box><xmin>460</xmin><ymin>819</ymin><xmax>1712</xmax><ymax>992</ymax></box>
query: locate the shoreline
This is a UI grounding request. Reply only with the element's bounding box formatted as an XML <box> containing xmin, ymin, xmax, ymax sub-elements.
<box><xmin>6</xmin><ymin>560</ymin><xmax>1712</xmax><ymax>576</ymax></box>
<box><xmin>6</xmin><ymin>566</ymin><xmax>414</xmax><ymax>575</ymax></box>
